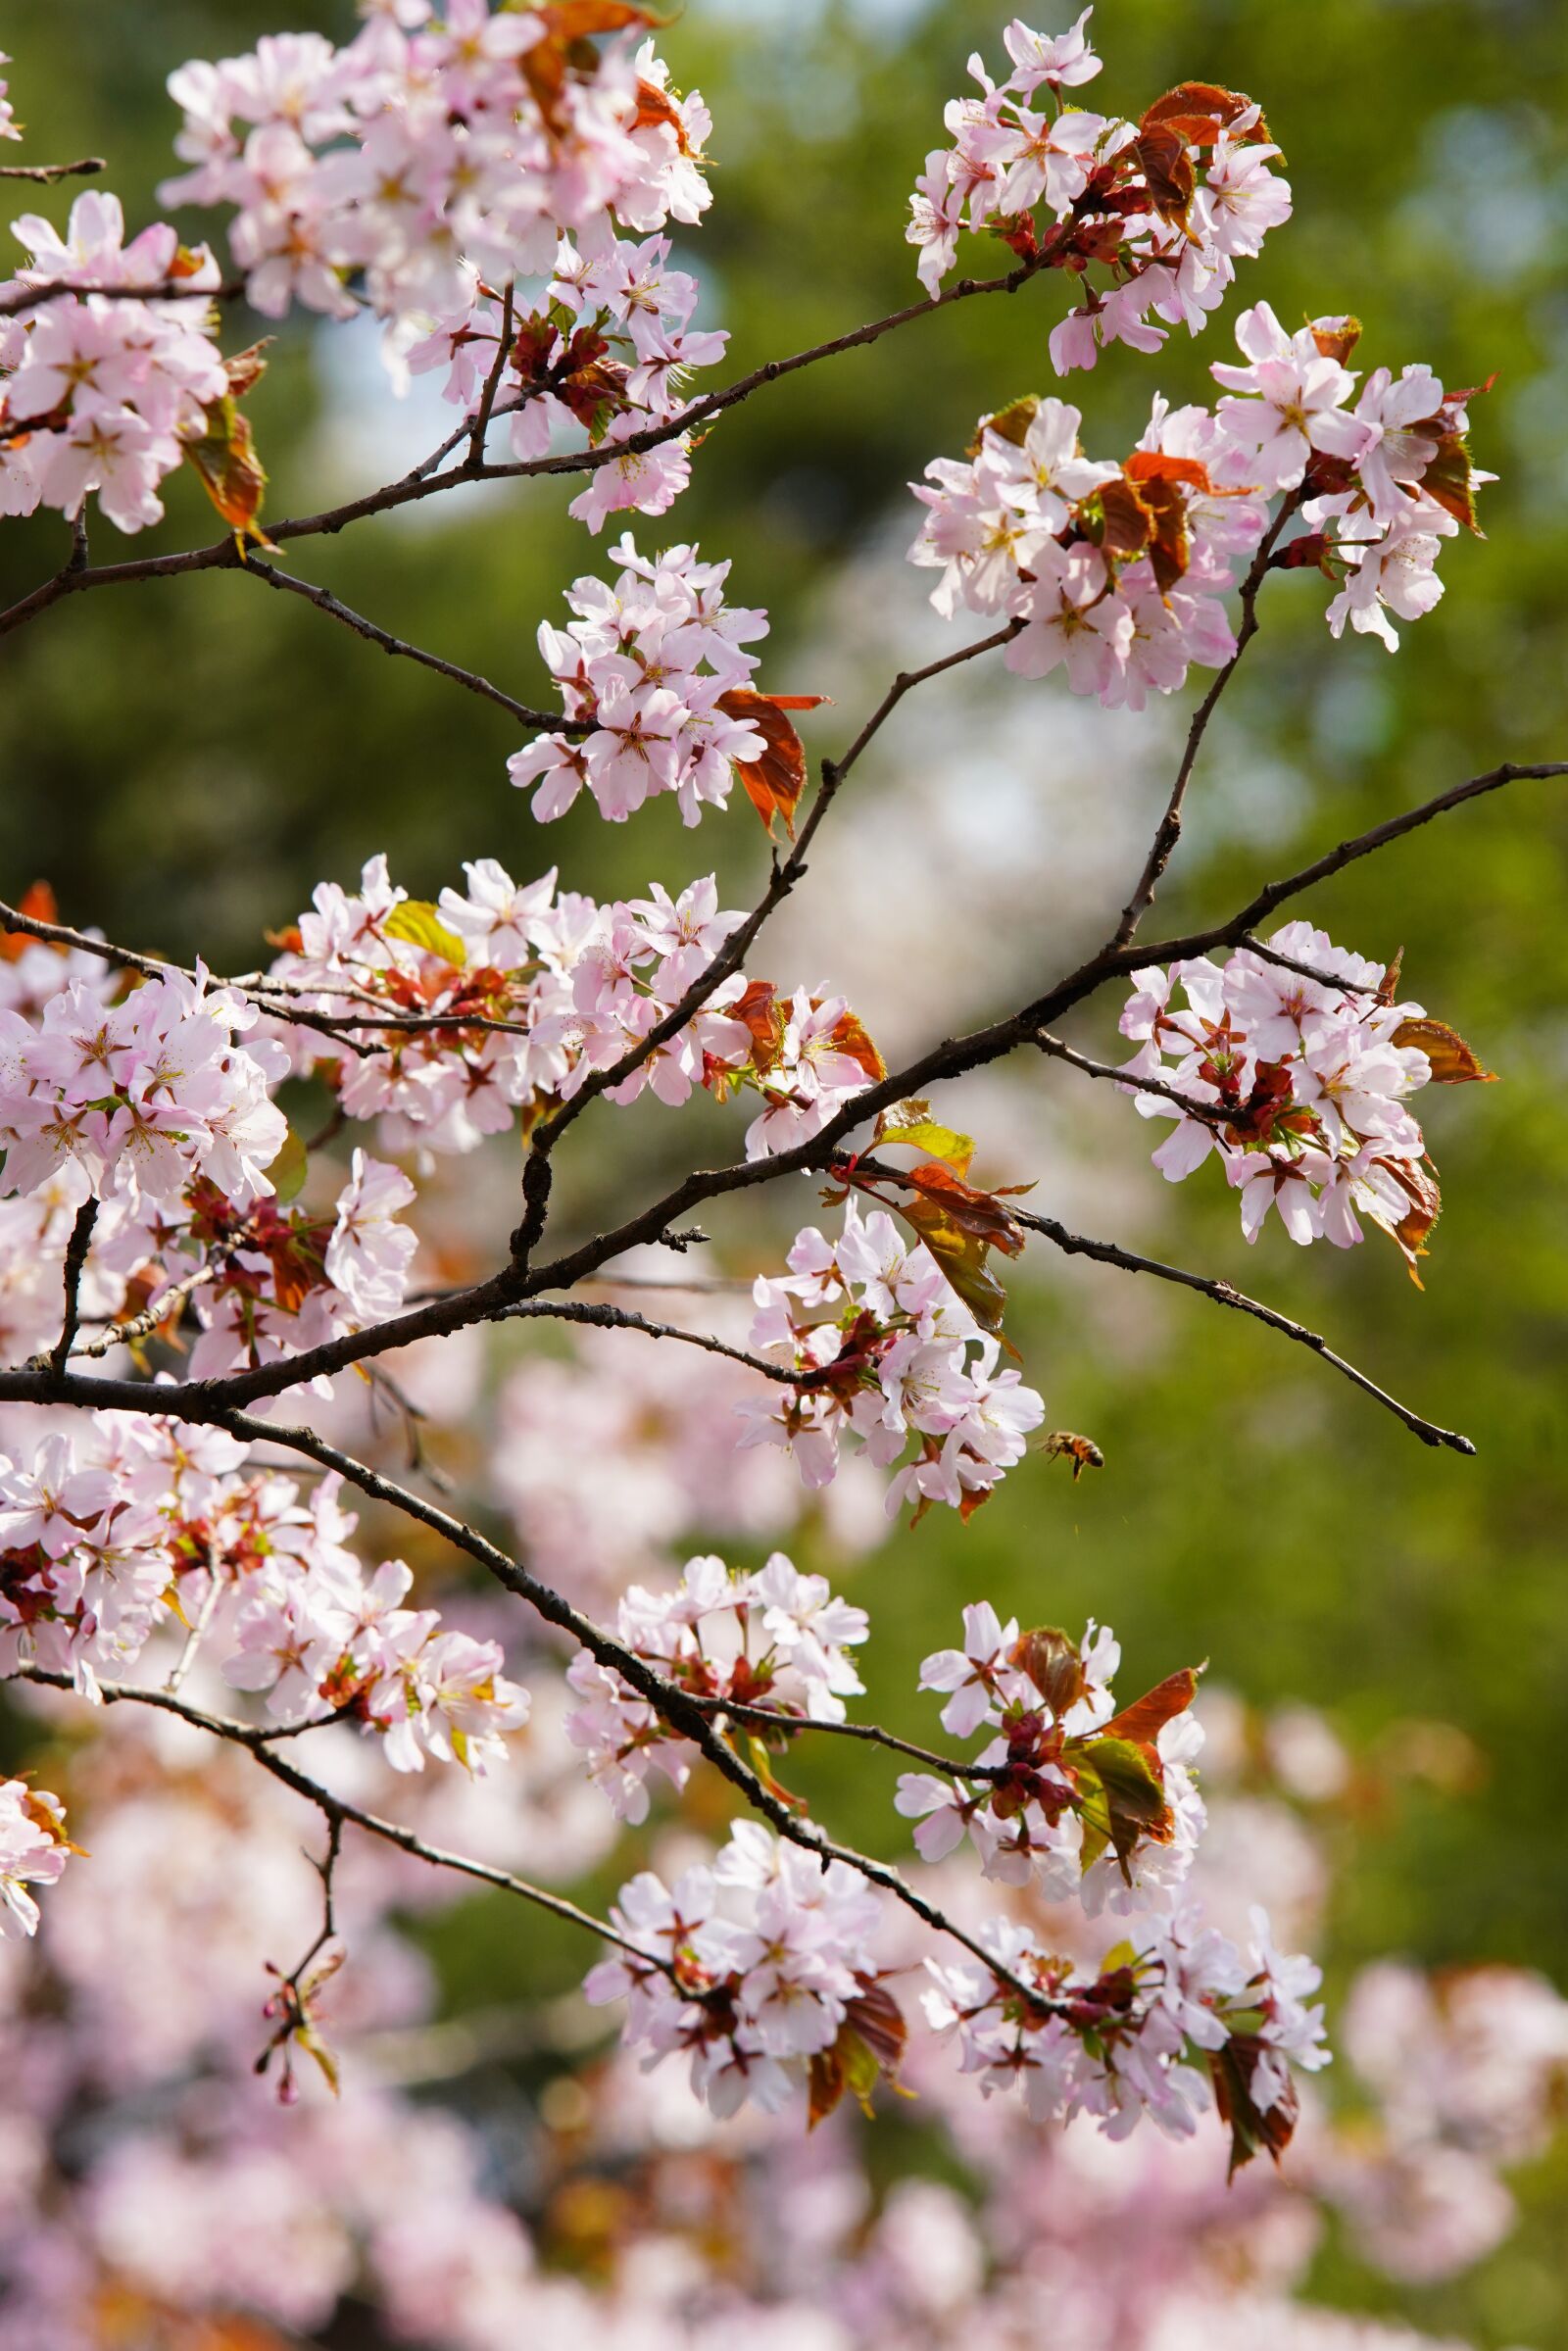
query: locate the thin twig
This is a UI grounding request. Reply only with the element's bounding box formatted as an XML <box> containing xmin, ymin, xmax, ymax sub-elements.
<box><xmin>245</xmin><ymin>557</ymin><xmax>575</xmax><ymax>734</ymax></box>
<box><xmin>506</xmin><ymin>616</ymin><xmax>1025</xmax><ymax>1264</ymax></box>
<box><xmin>0</xmin><ymin>255</ymin><xmax>1055</xmax><ymax>636</ymax></box>
<box><xmin>1109</xmin><ymin>491</ymin><xmax>1302</xmax><ymax>950</ymax></box>
<box><xmin>467</xmin><ymin>280</ymin><xmax>514</xmax><ymax>465</ymax></box>
<box><xmin>69</xmin><ymin>1262</ymin><xmax>218</xmax><ymax>1362</ymax></box>
<box><xmin>1017</xmin><ymin>1206</ymin><xmax>1475</xmax><ymax>1452</ymax></box>
<box><xmin>0</xmin><ymin>273</ymin><xmax>243</xmax><ymax>319</ymax></box>
<box><xmin>1035</xmin><ymin>1029</ymin><xmax>1234</xmax><ymax>1128</ymax></box>
<box><xmin>493</xmin><ymin>1296</ymin><xmax>798</xmax><ymax>1383</ymax></box>
<box><xmin>41</xmin><ymin>1200</ymin><xmax>97</xmax><ymax>1377</ymax></box>
<box><xmin>14</xmin><ymin>1665</ymin><xmax>664</xmax><ymax>1967</ymax></box>
<box><xmin>685</xmin><ymin>1691</ymin><xmax>1007</xmax><ymax>1781</ymax></box>
<box><xmin>0</xmin><ymin>156</ymin><xmax>105</xmax><ymax>183</ymax></box>
<box><xmin>4</xmin><ymin>1401</ymin><xmax>1065</xmax><ymax>2014</ymax></box>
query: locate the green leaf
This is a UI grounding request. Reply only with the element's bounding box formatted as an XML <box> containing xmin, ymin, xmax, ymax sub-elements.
<box><xmin>875</xmin><ymin>1117</ymin><xmax>976</xmax><ymax>1174</ymax></box>
<box><xmin>383</xmin><ymin>900</ymin><xmax>466</xmax><ymax>965</ymax></box>
<box><xmin>267</xmin><ymin>1127</ymin><xmax>309</xmax><ymax>1204</ymax></box>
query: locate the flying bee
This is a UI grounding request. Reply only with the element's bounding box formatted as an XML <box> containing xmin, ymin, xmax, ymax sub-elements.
<box><xmin>1041</xmin><ymin>1430</ymin><xmax>1104</xmax><ymax>1482</ymax></box>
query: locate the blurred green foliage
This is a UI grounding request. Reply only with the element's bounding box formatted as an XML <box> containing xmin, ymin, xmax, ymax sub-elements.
<box><xmin>3</xmin><ymin>0</ymin><xmax>1567</xmax><ymax>2338</ymax></box>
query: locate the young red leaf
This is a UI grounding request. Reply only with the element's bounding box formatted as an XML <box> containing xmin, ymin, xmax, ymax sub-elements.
<box><xmin>1102</xmin><ymin>1665</ymin><xmax>1200</xmax><ymax>1747</ymax></box>
<box><xmin>1392</xmin><ymin>1016</ymin><xmax>1496</xmax><ymax>1084</ymax></box>
<box><xmin>715</xmin><ymin>688</ymin><xmax>825</xmax><ymax>839</ymax></box>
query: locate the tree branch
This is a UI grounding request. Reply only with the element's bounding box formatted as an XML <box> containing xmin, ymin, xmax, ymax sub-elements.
<box><xmin>1109</xmin><ymin>491</ymin><xmax>1302</xmax><ymax>950</ymax></box>
<box><xmin>0</xmin><ymin>156</ymin><xmax>105</xmax><ymax>184</ymax></box>
<box><xmin>0</xmin><ymin>256</ymin><xmax>1054</xmax><ymax>637</ymax></box>
<box><xmin>14</xmin><ymin>1665</ymin><xmax>665</xmax><ymax>1967</ymax></box>
<box><xmin>1016</xmin><ymin>1205</ymin><xmax>1475</xmax><ymax>1452</ymax></box>
<box><xmin>245</xmin><ymin>558</ymin><xmax>577</xmax><ymax>734</ymax></box>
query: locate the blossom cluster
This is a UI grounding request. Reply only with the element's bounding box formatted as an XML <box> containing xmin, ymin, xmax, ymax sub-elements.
<box><xmin>910</xmin><ymin>302</ymin><xmax>1488</xmax><ymax>710</ymax></box>
<box><xmin>922</xmin><ymin>1899</ymin><xmax>1327</xmax><ymax>2157</ymax></box>
<box><xmin>1213</xmin><ymin>304</ymin><xmax>1491</xmax><ymax>649</ymax></box>
<box><xmin>508</xmin><ymin>535</ymin><xmax>772</xmax><ymax>824</ymax></box>
<box><xmin>0</xmin><ymin>190</ymin><xmax>229</xmax><ymax>533</ymax></box>
<box><xmin>162</xmin><ymin>9</ymin><xmax>716</xmax><ymax>528</ymax></box>
<box><xmin>564</xmin><ymin>1548</ymin><xmax>868</xmax><ymax>1823</ymax></box>
<box><xmin>895</xmin><ymin>1606</ymin><xmax>1204</xmax><ymax>1912</ymax></box>
<box><xmin>584</xmin><ymin>1819</ymin><xmax>890</xmax><ymax>2119</ymax></box>
<box><xmin>221</xmin><ymin>1476</ymin><xmax>529</xmax><ymax>1773</ymax></box>
<box><xmin>0</xmin><ymin>960</ymin><xmax>287</xmax><ymax>1209</ymax></box>
<box><xmin>1117</xmin><ymin>920</ymin><xmax>1478</xmax><ymax>1270</ymax></box>
<box><xmin>739</xmin><ymin>1198</ymin><xmax>1046</xmax><ymax>1515</ymax></box>
<box><xmin>0</xmin><ymin>1413</ymin><xmax>526</xmax><ymax>1773</ymax></box>
<box><xmin>267</xmin><ymin>854</ymin><xmax>882</xmax><ymax>1162</ymax></box>
<box><xmin>0</xmin><ymin>1772</ymin><xmax>73</xmax><ymax>1939</ymax></box>
<box><xmin>910</xmin><ymin>388</ymin><xmax>1266</xmax><ymax>708</ymax></box>
<box><xmin>907</xmin><ymin>16</ymin><xmax>1292</xmax><ymax>373</ymax></box>
<box><xmin>3</xmin><ymin>1678</ymin><xmax>1560</xmax><ymax>2351</ymax></box>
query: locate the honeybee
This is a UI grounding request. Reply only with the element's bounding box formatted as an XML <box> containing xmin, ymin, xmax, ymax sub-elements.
<box><xmin>1041</xmin><ymin>1431</ymin><xmax>1104</xmax><ymax>1481</ymax></box>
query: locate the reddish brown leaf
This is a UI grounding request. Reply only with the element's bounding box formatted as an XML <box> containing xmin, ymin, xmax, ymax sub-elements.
<box><xmin>1141</xmin><ymin>80</ymin><xmax>1269</xmax><ymax>148</ymax></box>
<box><xmin>1123</xmin><ymin>451</ymin><xmax>1213</xmax><ymax>495</ymax></box>
<box><xmin>900</xmin><ymin>1163</ymin><xmax>1027</xmax><ymax>1254</ymax></box>
<box><xmin>1209</xmin><ymin>2035</ymin><xmax>1300</xmax><ymax>2178</ymax></box>
<box><xmin>1308</xmin><ymin>314</ymin><xmax>1362</xmax><ymax>365</ymax></box>
<box><xmin>1103</xmin><ymin>1665</ymin><xmax>1200</xmax><ymax>1747</ymax></box>
<box><xmin>0</xmin><ymin>879</ymin><xmax>58</xmax><ymax>961</ymax></box>
<box><xmin>222</xmin><ymin>338</ymin><xmax>272</xmax><ymax>399</ymax></box>
<box><xmin>1418</xmin><ymin>430</ymin><xmax>1487</xmax><ymax>535</ymax></box>
<box><xmin>729</xmin><ymin>978</ymin><xmax>785</xmax><ymax>1073</ymax></box>
<box><xmin>1132</xmin><ymin>122</ymin><xmax>1196</xmax><ymax>223</ymax></box>
<box><xmin>824</xmin><ymin>1004</ymin><xmax>887</xmax><ymax>1086</ymax></box>
<box><xmin>1098</xmin><ymin>473</ymin><xmax>1156</xmax><ymax>561</ymax></box>
<box><xmin>1010</xmin><ymin>1626</ymin><xmax>1088</xmax><ymax>1719</ymax></box>
<box><xmin>182</xmin><ymin>395</ymin><xmax>272</xmax><ymax>549</ymax></box>
<box><xmin>716</xmin><ymin>688</ymin><xmax>821</xmax><ymax>839</ymax></box>
<box><xmin>1392</xmin><ymin>1016</ymin><xmax>1496</xmax><ymax>1085</ymax></box>
<box><xmin>1364</xmin><ymin>1154</ymin><xmax>1443</xmax><ymax>1288</ymax></box>
<box><xmin>970</xmin><ymin>393</ymin><xmax>1040</xmax><ymax>456</ymax></box>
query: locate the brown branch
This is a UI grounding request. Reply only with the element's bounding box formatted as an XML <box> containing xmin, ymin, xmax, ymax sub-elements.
<box><xmin>685</xmin><ymin>1690</ymin><xmax>1007</xmax><ymax>1782</ymax></box>
<box><xmin>2</xmin><ymin>1395</ymin><xmax>1062</xmax><ymax>2013</ymax></box>
<box><xmin>507</xmin><ymin>617</ymin><xmax>1025</xmax><ymax>1262</ymax></box>
<box><xmin>14</xmin><ymin>1665</ymin><xmax>663</xmax><ymax>1966</ymax></box>
<box><xmin>0</xmin><ymin>273</ymin><xmax>244</xmax><ymax>318</ymax></box>
<box><xmin>69</xmin><ymin>1262</ymin><xmax>218</xmax><ymax>1362</ymax></box>
<box><xmin>467</xmin><ymin>279</ymin><xmax>514</xmax><ymax>465</ymax></box>
<box><xmin>1035</xmin><ymin>1028</ymin><xmax>1234</xmax><ymax>1127</ymax></box>
<box><xmin>0</xmin><ymin>256</ymin><xmax>1055</xmax><ymax>638</ymax></box>
<box><xmin>493</xmin><ymin>1296</ymin><xmax>799</xmax><ymax>1384</ymax></box>
<box><xmin>1109</xmin><ymin>491</ymin><xmax>1302</xmax><ymax>950</ymax></box>
<box><xmin>0</xmin><ymin>156</ymin><xmax>105</xmax><ymax>183</ymax></box>
<box><xmin>245</xmin><ymin>558</ymin><xmax>577</xmax><ymax>734</ymax></box>
<box><xmin>1016</xmin><ymin>1205</ymin><xmax>1475</xmax><ymax>1453</ymax></box>
<box><xmin>2</xmin><ymin>759</ymin><xmax>1557</xmax><ymax>1420</ymax></box>
<box><xmin>41</xmin><ymin>1198</ymin><xmax>97</xmax><ymax>1376</ymax></box>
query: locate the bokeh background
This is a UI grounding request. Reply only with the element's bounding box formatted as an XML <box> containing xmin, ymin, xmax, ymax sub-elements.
<box><xmin>3</xmin><ymin>0</ymin><xmax>1568</xmax><ymax>2339</ymax></box>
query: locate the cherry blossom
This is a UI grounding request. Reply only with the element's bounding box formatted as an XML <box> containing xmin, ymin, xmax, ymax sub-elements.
<box><xmin>1116</xmin><ymin>922</ymin><xmax>1464</xmax><ymax>1274</ymax></box>
<box><xmin>0</xmin><ymin>1774</ymin><xmax>73</xmax><ymax>1937</ymax></box>
<box><xmin>906</xmin><ymin>24</ymin><xmax>1290</xmax><ymax>373</ymax></box>
<box><xmin>738</xmin><ymin>1198</ymin><xmax>1046</xmax><ymax>1514</ymax></box>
